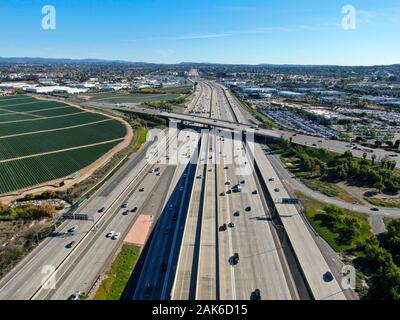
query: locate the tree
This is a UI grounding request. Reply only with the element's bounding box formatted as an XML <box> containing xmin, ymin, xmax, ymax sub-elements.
<box><xmin>372</xmin><ymin>154</ymin><xmax>377</xmax><ymax>166</ymax></box>
<box><xmin>40</xmin><ymin>203</ymin><xmax>57</xmax><ymax>218</ymax></box>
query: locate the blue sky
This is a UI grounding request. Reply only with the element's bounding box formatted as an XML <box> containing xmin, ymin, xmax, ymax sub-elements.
<box><xmin>0</xmin><ymin>0</ymin><xmax>399</xmax><ymax>65</ymax></box>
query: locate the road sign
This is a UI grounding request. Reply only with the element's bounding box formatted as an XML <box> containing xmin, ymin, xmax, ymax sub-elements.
<box><xmin>282</xmin><ymin>198</ymin><xmax>300</xmax><ymax>205</ymax></box>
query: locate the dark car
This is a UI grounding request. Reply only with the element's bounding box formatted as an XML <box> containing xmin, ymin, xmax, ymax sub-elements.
<box><xmin>98</xmin><ymin>207</ymin><xmax>106</xmax><ymax>213</ymax></box>
<box><xmin>219</xmin><ymin>224</ymin><xmax>227</xmax><ymax>232</ymax></box>
<box><xmin>234</xmin><ymin>211</ymin><xmax>240</xmax><ymax>217</ymax></box>
<box><xmin>252</xmin><ymin>190</ymin><xmax>258</xmax><ymax>195</ymax></box>
<box><xmin>65</xmin><ymin>241</ymin><xmax>76</xmax><ymax>249</ymax></box>
<box><xmin>245</xmin><ymin>206</ymin><xmax>252</xmax><ymax>212</ymax></box>
<box><xmin>250</xmin><ymin>289</ymin><xmax>261</xmax><ymax>300</ymax></box>
<box><xmin>370</xmin><ymin>207</ymin><xmax>380</xmax><ymax>212</ymax></box>
<box><xmin>130</xmin><ymin>207</ymin><xmax>138</xmax><ymax>213</ymax></box>
<box><xmin>145</xmin><ymin>282</ymin><xmax>153</xmax><ymax>296</ymax></box>
<box><xmin>231</xmin><ymin>253</ymin><xmax>240</xmax><ymax>265</ymax></box>
<box><xmin>323</xmin><ymin>272</ymin><xmax>334</xmax><ymax>282</ymax></box>
<box><xmin>122</xmin><ymin>210</ymin><xmax>129</xmax><ymax>216</ymax></box>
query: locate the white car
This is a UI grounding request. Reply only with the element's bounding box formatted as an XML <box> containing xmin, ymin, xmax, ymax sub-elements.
<box><xmin>106</xmin><ymin>232</ymin><xmax>114</xmax><ymax>238</ymax></box>
<box><xmin>112</xmin><ymin>232</ymin><xmax>121</xmax><ymax>240</ymax></box>
<box><xmin>68</xmin><ymin>291</ymin><xmax>81</xmax><ymax>300</ymax></box>
<box><xmin>68</xmin><ymin>225</ymin><xmax>78</xmax><ymax>233</ymax></box>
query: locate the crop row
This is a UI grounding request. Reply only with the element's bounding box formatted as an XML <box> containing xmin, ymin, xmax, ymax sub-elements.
<box><xmin>0</xmin><ymin>141</ymin><xmax>121</xmax><ymax>194</ymax></box>
<box><xmin>0</xmin><ymin>112</ymin><xmax>108</xmax><ymax>136</ymax></box>
<box><xmin>0</xmin><ymin>120</ymin><xmax>126</xmax><ymax>161</ymax></box>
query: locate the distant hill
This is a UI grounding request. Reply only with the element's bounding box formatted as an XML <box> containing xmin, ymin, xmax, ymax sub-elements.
<box><xmin>0</xmin><ymin>57</ymin><xmax>139</xmax><ymax>64</ymax></box>
<box><xmin>0</xmin><ymin>57</ymin><xmax>398</xmax><ymax>68</ymax></box>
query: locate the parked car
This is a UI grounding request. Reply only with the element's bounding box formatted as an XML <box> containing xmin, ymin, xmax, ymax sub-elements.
<box><xmin>98</xmin><ymin>207</ymin><xmax>106</xmax><ymax>213</ymax></box>
<box><xmin>219</xmin><ymin>224</ymin><xmax>227</xmax><ymax>232</ymax></box>
<box><xmin>130</xmin><ymin>207</ymin><xmax>138</xmax><ymax>213</ymax></box>
<box><xmin>234</xmin><ymin>211</ymin><xmax>240</xmax><ymax>217</ymax></box>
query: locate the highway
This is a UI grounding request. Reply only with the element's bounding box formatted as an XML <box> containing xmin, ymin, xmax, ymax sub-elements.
<box><xmin>171</xmin><ymin>81</ymin><xmax>299</xmax><ymax>300</ymax></box>
<box><xmin>218</xmin><ymin>81</ymin><xmax>348</xmax><ymax>300</ymax></box>
<box><xmin>133</xmin><ymin>130</ymin><xmax>200</xmax><ymax>300</ymax></box>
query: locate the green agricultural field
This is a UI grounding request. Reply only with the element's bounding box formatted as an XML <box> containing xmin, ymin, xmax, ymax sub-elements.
<box><xmin>0</xmin><ymin>95</ymin><xmax>127</xmax><ymax>195</ymax></box>
<box><xmin>87</xmin><ymin>85</ymin><xmax>193</xmax><ymax>104</ymax></box>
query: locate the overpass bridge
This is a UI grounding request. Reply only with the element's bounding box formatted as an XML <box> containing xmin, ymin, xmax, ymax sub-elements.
<box><xmin>81</xmin><ymin>101</ymin><xmax>282</xmax><ymax>140</ymax></box>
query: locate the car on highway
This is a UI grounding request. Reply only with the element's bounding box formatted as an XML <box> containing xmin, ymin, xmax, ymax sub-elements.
<box><xmin>65</xmin><ymin>241</ymin><xmax>76</xmax><ymax>249</ymax></box>
<box><xmin>145</xmin><ymin>282</ymin><xmax>153</xmax><ymax>297</ymax></box>
<box><xmin>389</xmin><ymin>154</ymin><xmax>398</xmax><ymax>158</ymax></box>
<box><xmin>112</xmin><ymin>232</ymin><xmax>121</xmax><ymax>240</ymax></box>
<box><xmin>68</xmin><ymin>291</ymin><xmax>81</xmax><ymax>301</ymax></box>
<box><xmin>98</xmin><ymin>207</ymin><xmax>106</xmax><ymax>213</ymax></box>
<box><xmin>250</xmin><ymin>289</ymin><xmax>261</xmax><ymax>301</ymax></box>
<box><xmin>160</xmin><ymin>262</ymin><xmax>167</xmax><ymax>273</ymax></box>
<box><xmin>231</xmin><ymin>253</ymin><xmax>240</xmax><ymax>265</ymax></box>
<box><xmin>68</xmin><ymin>225</ymin><xmax>78</xmax><ymax>233</ymax></box>
<box><xmin>106</xmin><ymin>232</ymin><xmax>114</xmax><ymax>238</ymax></box>
<box><xmin>234</xmin><ymin>211</ymin><xmax>240</xmax><ymax>217</ymax></box>
<box><xmin>370</xmin><ymin>207</ymin><xmax>380</xmax><ymax>212</ymax></box>
<box><xmin>130</xmin><ymin>207</ymin><xmax>138</xmax><ymax>213</ymax></box>
<box><xmin>323</xmin><ymin>271</ymin><xmax>334</xmax><ymax>282</ymax></box>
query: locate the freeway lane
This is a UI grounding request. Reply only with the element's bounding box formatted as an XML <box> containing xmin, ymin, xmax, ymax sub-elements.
<box><xmin>196</xmin><ymin>133</ymin><xmax>217</xmax><ymax>300</ymax></box>
<box><xmin>217</xmin><ymin>80</ymin><xmax>347</xmax><ymax>300</ymax></box>
<box><xmin>171</xmin><ymin>133</ymin><xmax>208</xmax><ymax>300</ymax></box>
<box><xmin>43</xmin><ymin>161</ymin><xmax>175</xmax><ymax>300</ymax></box>
<box><xmin>133</xmin><ymin>131</ymin><xmax>200</xmax><ymax>300</ymax></box>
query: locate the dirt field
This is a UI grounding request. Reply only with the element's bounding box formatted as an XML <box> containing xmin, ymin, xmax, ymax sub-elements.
<box><xmin>124</xmin><ymin>214</ymin><xmax>154</xmax><ymax>246</ymax></box>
